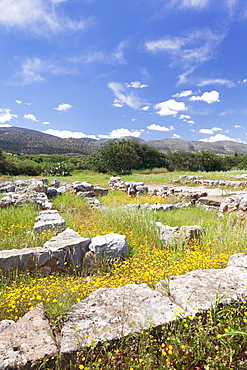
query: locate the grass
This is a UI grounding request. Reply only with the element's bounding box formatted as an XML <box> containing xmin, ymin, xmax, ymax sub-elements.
<box><xmin>1</xmin><ymin>170</ymin><xmax>247</xmax><ymax>368</ymax></box>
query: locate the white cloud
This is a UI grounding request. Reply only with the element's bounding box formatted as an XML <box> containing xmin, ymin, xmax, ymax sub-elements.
<box><xmin>131</xmin><ymin>118</ymin><xmax>137</xmax><ymax>122</ymax></box>
<box><xmin>189</xmin><ymin>90</ymin><xmax>220</xmax><ymax>104</ymax></box>
<box><xmin>154</xmin><ymin>99</ymin><xmax>187</xmax><ymax>116</ymax></box>
<box><xmin>199</xmin><ymin>127</ymin><xmax>222</xmax><ymax>135</ymax></box>
<box><xmin>0</xmin><ymin>0</ymin><xmax>91</xmax><ymax>36</ymax></box>
<box><xmin>42</xmin><ymin>121</ymin><xmax>50</xmax><ymax>125</ymax></box>
<box><xmin>179</xmin><ymin>114</ymin><xmax>191</xmax><ymax>120</ymax></box>
<box><xmin>173</xmin><ymin>90</ymin><xmax>193</xmax><ymax>98</ymax></box>
<box><xmin>0</xmin><ymin>123</ymin><xmax>12</xmax><ymax>127</ymax></box>
<box><xmin>98</xmin><ymin>128</ymin><xmax>142</xmax><ymax>139</ymax></box>
<box><xmin>197</xmin><ymin>79</ymin><xmax>235</xmax><ymax>88</ymax></box>
<box><xmin>200</xmin><ymin>134</ymin><xmax>238</xmax><ymax>142</ymax></box>
<box><xmin>172</xmin><ymin>133</ymin><xmax>181</xmax><ymax>138</ymax></box>
<box><xmin>108</xmin><ymin>82</ymin><xmax>144</xmax><ymax>109</ymax></box>
<box><xmin>235</xmin><ymin>125</ymin><xmax>244</xmax><ymax>128</ymax></box>
<box><xmin>23</xmin><ymin>113</ymin><xmax>38</xmax><ymax>121</ymax></box>
<box><xmin>169</xmin><ymin>0</ymin><xmax>210</xmax><ymax>10</ymax></box>
<box><xmin>126</xmin><ymin>81</ymin><xmax>149</xmax><ymax>89</ymax></box>
<box><xmin>0</xmin><ymin>109</ymin><xmax>17</xmax><ymax>123</ymax></box>
<box><xmin>187</xmin><ymin>120</ymin><xmax>195</xmax><ymax>124</ymax></box>
<box><xmin>43</xmin><ymin>129</ymin><xmax>97</xmax><ymax>140</ymax></box>
<box><xmin>112</xmin><ymin>99</ymin><xmax>124</xmax><ymax>108</ymax></box>
<box><xmin>146</xmin><ymin>124</ymin><xmax>175</xmax><ymax>131</ymax></box>
<box><xmin>15</xmin><ymin>100</ymin><xmax>22</xmax><ymax>104</ymax></box>
<box><xmin>54</xmin><ymin>103</ymin><xmax>73</xmax><ymax>112</ymax></box>
<box><xmin>145</xmin><ymin>29</ymin><xmax>226</xmax><ymax>83</ymax></box>
<box><xmin>111</xmin><ymin>40</ymin><xmax>128</xmax><ymax>65</ymax></box>
<box><xmin>142</xmin><ymin>106</ymin><xmax>150</xmax><ymax>111</ymax></box>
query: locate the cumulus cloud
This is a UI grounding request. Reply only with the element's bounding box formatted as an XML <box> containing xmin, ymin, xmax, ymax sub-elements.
<box><xmin>98</xmin><ymin>128</ymin><xmax>143</xmax><ymax>139</ymax></box>
<box><xmin>0</xmin><ymin>123</ymin><xmax>12</xmax><ymax>127</ymax></box>
<box><xmin>235</xmin><ymin>125</ymin><xmax>244</xmax><ymax>129</ymax></box>
<box><xmin>23</xmin><ymin>113</ymin><xmax>38</xmax><ymax>121</ymax></box>
<box><xmin>15</xmin><ymin>100</ymin><xmax>22</xmax><ymax>104</ymax></box>
<box><xmin>154</xmin><ymin>99</ymin><xmax>187</xmax><ymax>116</ymax></box>
<box><xmin>200</xmin><ymin>134</ymin><xmax>239</xmax><ymax>142</ymax></box>
<box><xmin>179</xmin><ymin>114</ymin><xmax>191</xmax><ymax>120</ymax></box>
<box><xmin>0</xmin><ymin>109</ymin><xmax>17</xmax><ymax>123</ymax></box>
<box><xmin>188</xmin><ymin>120</ymin><xmax>195</xmax><ymax>124</ymax></box>
<box><xmin>173</xmin><ymin>90</ymin><xmax>193</xmax><ymax>98</ymax></box>
<box><xmin>189</xmin><ymin>90</ymin><xmax>220</xmax><ymax>104</ymax></box>
<box><xmin>43</xmin><ymin>129</ymin><xmax>97</xmax><ymax>139</ymax></box>
<box><xmin>199</xmin><ymin>127</ymin><xmax>222</xmax><ymax>135</ymax></box>
<box><xmin>126</xmin><ymin>81</ymin><xmax>149</xmax><ymax>89</ymax></box>
<box><xmin>172</xmin><ymin>133</ymin><xmax>181</xmax><ymax>138</ymax></box>
<box><xmin>147</xmin><ymin>124</ymin><xmax>175</xmax><ymax>131</ymax></box>
<box><xmin>197</xmin><ymin>79</ymin><xmax>235</xmax><ymax>88</ymax></box>
<box><xmin>0</xmin><ymin>0</ymin><xmax>92</xmax><ymax>36</ymax></box>
<box><xmin>142</xmin><ymin>106</ymin><xmax>150</xmax><ymax>111</ymax></box>
<box><xmin>108</xmin><ymin>82</ymin><xmax>144</xmax><ymax>109</ymax></box>
<box><xmin>42</xmin><ymin>121</ymin><xmax>51</xmax><ymax>125</ymax></box>
<box><xmin>54</xmin><ymin>103</ymin><xmax>73</xmax><ymax>112</ymax></box>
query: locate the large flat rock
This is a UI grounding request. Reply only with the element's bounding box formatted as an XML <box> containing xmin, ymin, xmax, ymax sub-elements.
<box><xmin>60</xmin><ymin>283</ymin><xmax>179</xmax><ymax>355</ymax></box>
<box><xmin>0</xmin><ymin>305</ymin><xmax>57</xmax><ymax>370</ymax></box>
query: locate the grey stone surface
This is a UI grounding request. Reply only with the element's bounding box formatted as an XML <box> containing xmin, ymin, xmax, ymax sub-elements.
<box><xmin>60</xmin><ymin>283</ymin><xmax>179</xmax><ymax>355</ymax></box>
<box><xmin>0</xmin><ymin>304</ymin><xmax>57</xmax><ymax>370</ymax></box>
<box><xmin>34</xmin><ymin>210</ymin><xmax>66</xmax><ymax>233</ymax></box>
<box><xmin>89</xmin><ymin>233</ymin><xmax>129</xmax><ymax>261</ymax></box>
<box><xmin>156</xmin><ymin>265</ymin><xmax>247</xmax><ymax>315</ymax></box>
<box><xmin>0</xmin><ymin>320</ymin><xmax>15</xmax><ymax>334</ymax></box>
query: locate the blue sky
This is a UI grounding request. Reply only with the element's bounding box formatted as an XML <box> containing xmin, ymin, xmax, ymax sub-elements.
<box><xmin>1</xmin><ymin>0</ymin><xmax>247</xmax><ymax>143</ymax></box>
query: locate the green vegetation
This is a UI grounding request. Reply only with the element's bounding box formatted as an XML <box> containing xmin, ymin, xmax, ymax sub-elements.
<box><xmin>1</xmin><ymin>170</ymin><xmax>247</xmax><ymax>369</ymax></box>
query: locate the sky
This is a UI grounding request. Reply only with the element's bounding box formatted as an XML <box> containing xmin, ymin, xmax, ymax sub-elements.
<box><xmin>1</xmin><ymin>0</ymin><xmax>247</xmax><ymax>143</ymax></box>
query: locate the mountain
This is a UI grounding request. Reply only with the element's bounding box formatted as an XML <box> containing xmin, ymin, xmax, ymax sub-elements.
<box><xmin>0</xmin><ymin>126</ymin><xmax>246</xmax><ymax>156</ymax></box>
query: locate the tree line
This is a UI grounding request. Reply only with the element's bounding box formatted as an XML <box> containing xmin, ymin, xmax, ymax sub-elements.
<box><xmin>1</xmin><ymin>140</ymin><xmax>247</xmax><ymax>176</ymax></box>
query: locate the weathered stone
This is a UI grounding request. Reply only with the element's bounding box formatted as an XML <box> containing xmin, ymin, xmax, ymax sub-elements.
<box><xmin>0</xmin><ymin>304</ymin><xmax>57</xmax><ymax>370</ymax></box>
<box><xmin>60</xmin><ymin>284</ymin><xmax>179</xmax><ymax>355</ymax></box>
<box><xmin>219</xmin><ymin>202</ymin><xmax>228</xmax><ymax>213</ymax></box>
<box><xmin>89</xmin><ymin>233</ymin><xmax>129</xmax><ymax>261</ymax></box>
<box><xmin>156</xmin><ymin>265</ymin><xmax>247</xmax><ymax>315</ymax></box>
<box><xmin>34</xmin><ymin>210</ymin><xmax>66</xmax><ymax>233</ymax></box>
<box><xmin>28</xmin><ymin>181</ymin><xmax>47</xmax><ymax>193</ymax></box>
<box><xmin>0</xmin><ymin>320</ymin><xmax>15</xmax><ymax>334</ymax></box>
<box><xmin>50</xmin><ymin>179</ymin><xmax>60</xmax><ymax>187</ymax></box>
<box><xmin>47</xmin><ymin>187</ymin><xmax>58</xmax><ymax>197</ymax></box>
<box><xmin>179</xmin><ymin>225</ymin><xmax>204</xmax><ymax>242</ymax></box>
<box><xmin>43</xmin><ymin>228</ymin><xmax>90</xmax><ymax>270</ymax></box>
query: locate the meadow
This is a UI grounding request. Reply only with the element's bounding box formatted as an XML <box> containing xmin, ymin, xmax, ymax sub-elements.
<box><xmin>1</xmin><ymin>169</ymin><xmax>247</xmax><ymax>369</ymax></box>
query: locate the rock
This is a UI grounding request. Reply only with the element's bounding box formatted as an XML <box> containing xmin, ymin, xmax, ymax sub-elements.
<box><xmin>47</xmin><ymin>187</ymin><xmax>58</xmax><ymax>197</ymax></box>
<box><xmin>60</xmin><ymin>284</ymin><xmax>179</xmax><ymax>356</ymax></box>
<box><xmin>156</xmin><ymin>264</ymin><xmax>247</xmax><ymax>315</ymax></box>
<box><xmin>50</xmin><ymin>179</ymin><xmax>60</xmax><ymax>187</ymax></box>
<box><xmin>88</xmin><ymin>233</ymin><xmax>129</xmax><ymax>261</ymax></box>
<box><xmin>40</xmin><ymin>178</ymin><xmax>49</xmax><ymax>185</ymax></box>
<box><xmin>179</xmin><ymin>225</ymin><xmax>204</xmax><ymax>242</ymax></box>
<box><xmin>219</xmin><ymin>202</ymin><xmax>228</xmax><ymax>213</ymax></box>
<box><xmin>0</xmin><ymin>320</ymin><xmax>15</xmax><ymax>334</ymax></box>
<box><xmin>34</xmin><ymin>210</ymin><xmax>66</xmax><ymax>233</ymax></box>
<box><xmin>28</xmin><ymin>180</ymin><xmax>47</xmax><ymax>194</ymax></box>
<box><xmin>43</xmin><ymin>228</ymin><xmax>90</xmax><ymax>271</ymax></box>
<box><xmin>0</xmin><ymin>304</ymin><xmax>57</xmax><ymax>370</ymax></box>
<box><xmin>0</xmin><ymin>228</ymin><xmax>90</xmax><ymax>274</ymax></box>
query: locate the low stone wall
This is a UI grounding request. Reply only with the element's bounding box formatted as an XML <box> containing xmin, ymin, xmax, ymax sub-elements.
<box><xmin>0</xmin><ymin>253</ymin><xmax>246</xmax><ymax>369</ymax></box>
<box><xmin>0</xmin><ymin>228</ymin><xmax>129</xmax><ymax>275</ymax></box>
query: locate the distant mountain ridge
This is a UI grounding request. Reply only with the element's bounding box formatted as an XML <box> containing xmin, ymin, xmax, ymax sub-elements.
<box><xmin>0</xmin><ymin>126</ymin><xmax>246</xmax><ymax>156</ymax></box>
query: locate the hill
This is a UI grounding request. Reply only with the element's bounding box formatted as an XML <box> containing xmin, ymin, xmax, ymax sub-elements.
<box><xmin>0</xmin><ymin>126</ymin><xmax>246</xmax><ymax>156</ymax></box>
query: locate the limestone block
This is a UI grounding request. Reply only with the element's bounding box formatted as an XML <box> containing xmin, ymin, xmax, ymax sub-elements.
<box><xmin>43</xmin><ymin>228</ymin><xmax>90</xmax><ymax>270</ymax></box>
<box><xmin>0</xmin><ymin>305</ymin><xmax>57</xmax><ymax>370</ymax></box>
<box><xmin>28</xmin><ymin>181</ymin><xmax>47</xmax><ymax>193</ymax></box>
<box><xmin>0</xmin><ymin>320</ymin><xmax>15</xmax><ymax>334</ymax></box>
<box><xmin>89</xmin><ymin>233</ymin><xmax>129</xmax><ymax>261</ymax></box>
<box><xmin>50</xmin><ymin>179</ymin><xmax>60</xmax><ymax>187</ymax></box>
<box><xmin>34</xmin><ymin>210</ymin><xmax>66</xmax><ymax>233</ymax></box>
<box><xmin>179</xmin><ymin>225</ymin><xmax>204</xmax><ymax>242</ymax></box>
<box><xmin>60</xmin><ymin>284</ymin><xmax>179</xmax><ymax>355</ymax></box>
<box><xmin>156</xmin><ymin>264</ymin><xmax>247</xmax><ymax>315</ymax></box>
